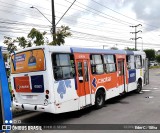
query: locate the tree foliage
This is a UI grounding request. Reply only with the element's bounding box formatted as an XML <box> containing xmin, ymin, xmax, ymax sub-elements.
<box><xmin>156</xmin><ymin>55</ymin><xmax>160</xmax><ymax>63</ymax></box>
<box><xmin>28</xmin><ymin>28</ymin><xmax>47</xmax><ymax>46</ymax></box>
<box><xmin>110</xmin><ymin>47</ymin><xmax>118</xmax><ymax>50</ymax></box>
<box><xmin>16</xmin><ymin>37</ymin><xmax>31</xmax><ymax>49</ymax></box>
<box><xmin>3</xmin><ymin>25</ymin><xmax>71</xmax><ymax>53</ymax></box>
<box><xmin>124</xmin><ymin>47</ymin><xmax>135</xmax><ymax>51</ymax></box>
<box><xmin>3</xmin><ymin>36</ymin><xmax>17</xmax><ymax>54</ymax></box>
<box><xmin>144</xmin><ymin>49</ymin><xmax>155</xmax><ymax>61</ymax></box>
<box><xmin>49</xmin><ymin>25</ymin><xmax>71</xmax><ymax>46</ymax></box>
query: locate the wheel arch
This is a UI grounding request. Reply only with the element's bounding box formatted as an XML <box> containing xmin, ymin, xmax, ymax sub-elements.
<box><xmin>138</xmin><ymin>77</ymin><xmax>142</xmax><ymax>85</ymax></box>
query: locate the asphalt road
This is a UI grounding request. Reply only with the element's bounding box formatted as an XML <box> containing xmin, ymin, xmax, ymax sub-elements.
<box><xmin>11</xmin><ymin>68</ymin><xmax>160</xmax><ymax>133</ymax></box>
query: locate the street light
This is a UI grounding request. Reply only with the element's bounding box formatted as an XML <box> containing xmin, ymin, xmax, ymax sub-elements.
<box><xmin>30</xmin><ymin>6</ymin><xmax>52</xmax><ymax>25</ymax></box>
<box><xmin>30</xmin><ymin>6</ymin><xmax>55</xmax><ymax>41</ymax></box>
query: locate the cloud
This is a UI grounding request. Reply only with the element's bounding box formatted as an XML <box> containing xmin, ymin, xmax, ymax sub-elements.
<box><xmin>123</xmin><ymin>0</ymin><xmax>160</xmax><ymax>31</ymax></box>
<box><xmin>64</xmin><ymin>0</ymin><xmax>160</xmax><ymax>31</ymax></box>
<box><xmin>64</xmin><ymin>0</ymin><xmax>124</xmax><ymax>26</ymax></box>
<box><xmin>63</xmin><ymin>12</ymin><xmax>84</xmax><ymax>25</ymax></box>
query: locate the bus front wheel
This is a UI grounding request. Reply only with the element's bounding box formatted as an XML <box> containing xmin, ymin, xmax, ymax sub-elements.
<box><xmin>95</xmin><ymin>90</ymin><xmax>105</xmax><ymax>109</ymax></box>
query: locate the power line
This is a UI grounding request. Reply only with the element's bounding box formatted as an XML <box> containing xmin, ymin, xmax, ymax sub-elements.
<box><xmin>64</xmin><ymin>0</ymin><xmax>132</xmax><ymax>26</ymax></box>
<box><xmin>14</xmin><ymin>0</ymin><xmax>51</xmax><ymax>11</ymax></box>
<box><xmin>56</xmin><ymin>0</ymin><xmax>77</xmax><ymax>26</ymax></box>
<box><xmin>90</xmin><ymin>0</ymin><xmax>160</xmax><ymax>31</ymax></box>
<box><xmin>0</xmin><ymin>8</ymin><xmax>51</xmax><ymax>22</ymax></box>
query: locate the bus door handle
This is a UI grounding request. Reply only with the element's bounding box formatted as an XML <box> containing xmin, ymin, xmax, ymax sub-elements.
<box><xmin>79</xmin><ymin>77</ymin><xmax>83</xmax><ymax>83</ymax></box>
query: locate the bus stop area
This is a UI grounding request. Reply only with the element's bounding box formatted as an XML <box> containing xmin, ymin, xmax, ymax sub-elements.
<box><xmin>10</xmin><ymin>68</ymin><xmax>160</xmax><ymax>133</ymax></box>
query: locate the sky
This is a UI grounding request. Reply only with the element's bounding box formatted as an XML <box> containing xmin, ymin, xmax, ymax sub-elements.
<box><xmin>0</xmin><ymin>0</ymin><xmax>160</xmax><ymax>50</ymax></box>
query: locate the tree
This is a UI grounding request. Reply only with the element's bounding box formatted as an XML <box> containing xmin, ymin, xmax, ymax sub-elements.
<box><xmin>28</xmin><ymin>28</ymin><xmax>47</xmax><ymax>46</ymax></box>
<box><xmin>110</xmin><ymin>47</ymin><xmax>118</xmax><ymax>50</ymax></box>
<box><xmin>16</xmin><ymin>37</ymin><xmax>31</xmax><ymax>49</ymax></box>
<box><xmin>3</xmin><ymin>53</ymin><xmax>8</xmax><ymax>62</ymax></box>
<box><xmin>49</xmin><ymin>25</ymin><xmax>72</xmax><ymax>46</ymax></box>
<box><xmin>156</xmin><ymin>55</ymin><xmax>160</xmax><ymax>63</ymax></box>
<box><xmin>124</xmin><ymin>47</ymin><xmax>135</xmax><ymax>51</ymax></box>
<box><xmin>4</xmin><ymin>26</ymin><xmax>72</xmax><ymax>53</ymax></box>
<box><xmin>144</xmin><ymin>49</ymin><xmax>155</xmax><ymax>61</ymax></box>
<box><xmin>3</xmin><ymin>36</ymin><xmax>17</xmax><ymax>54</ymax></box>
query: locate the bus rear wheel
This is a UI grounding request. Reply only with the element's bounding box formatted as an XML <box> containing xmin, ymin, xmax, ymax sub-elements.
<box><xmin>95</xmin><ymin>90</ymin><xmax>105</xmax><ymax>109</ymax></box>
<box><xmin>135</xmin><ymin>81</ymin><xmax>142</xmax><ymax>93</ymax></box>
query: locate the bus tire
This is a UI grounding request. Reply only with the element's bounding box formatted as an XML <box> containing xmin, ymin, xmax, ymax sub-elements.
<box><xmin>135</xmin><ymin>81</ymin><xmax>142</xmax><ymax>93</ymax></box>
<box><xmin>95</xmin><ymin>90</ymin><xmax>105</xmax><ymax>109</ymax></box>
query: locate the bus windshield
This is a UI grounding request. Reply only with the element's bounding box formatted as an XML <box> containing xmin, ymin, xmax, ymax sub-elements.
<box><xmin>11</xmin><ymin>49</ymin><xmax>45</xmax><ymax>74</ymax></box>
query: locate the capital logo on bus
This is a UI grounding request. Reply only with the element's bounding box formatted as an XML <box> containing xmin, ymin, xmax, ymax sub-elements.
<box><xmin>17</xmin><ymin>85</ymin><xmax>29</xmax><ymax>89</ymax></box>
<box><xmin>92</xmin><ymin>78</ymin><xmax>97</xmax><ymax>88</ymax></box>
<box><xmin>97</xmin><ymin>77</ymin><xmax>111</xmax><ymax>84</ymax></box>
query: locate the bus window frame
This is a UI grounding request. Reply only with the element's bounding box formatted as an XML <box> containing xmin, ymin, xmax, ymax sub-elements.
<box><xmin>103</xmin><ymin>54</ymin><xmax>117</xmax><ymax>73</ymax></box>
<box><xmin>90</xmin><ymin>54</ymin><xmax>104</xmax><ymax>75</ymax></box>
<box><xmin>135</xmin><ymin>55</ymin><xmax>142</xmax><ymax>69</ymax></box>
<box><xmin>127</xmin><ymin>55</ymin><xmax>135</xmax><ymax>70</ymax></box>
<box><xmin>51</xmin><ymin>53</ymin><xmax>76</xmax><ymax>81</ymax></box>
<box><xmin>11</xmin><ymin>48</ymin><xmax>46</xmax><ymax>74</ymax></box>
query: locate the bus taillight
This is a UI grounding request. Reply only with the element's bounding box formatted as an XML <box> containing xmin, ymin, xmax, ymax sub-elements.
<box><xmin>46</xmin><ymin>90</ymin><xmax>49</xmax><ymax>94</ymax></box>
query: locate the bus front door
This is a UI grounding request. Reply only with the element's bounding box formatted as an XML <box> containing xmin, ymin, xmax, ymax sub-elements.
<box><xmin>144</xmin><ymin>58</ymin><xmax>149</xmax><ymax>85</ymax></box>
<box><xmin>76</xmin><ymin>60</ymin><xmax>91</xmax><ymax>108</ymax></box>
<box><xmin>118</xmin><ymin>60</ymin><xmax>126</xmax><ymax>93</ymax></box>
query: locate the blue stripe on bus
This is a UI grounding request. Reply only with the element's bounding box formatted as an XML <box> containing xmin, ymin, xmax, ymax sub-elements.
<box><xmin>31</xmin><ymin>75</ymin><xmax>44</xmax><ymax>93</ymax></box>
<box><xmin>128</xmin><ymin>69</ymin><xmax>136</xmax><ymax>83</ymax></box>
<box><xmin>71</xmin><ymin>47</ymin><xmax>126</xmax><ymax>54</ymax></box>
<box><xmin>125</xmin><ymin>50</ymin><xmax>134</xmax><ymax>55</ymax></box>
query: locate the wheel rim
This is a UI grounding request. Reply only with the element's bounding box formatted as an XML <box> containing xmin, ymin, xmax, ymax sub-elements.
<box><xmin>97</xmin><ymin>95</ymin><xmax>103</xmax><ymax>105</ymax></box>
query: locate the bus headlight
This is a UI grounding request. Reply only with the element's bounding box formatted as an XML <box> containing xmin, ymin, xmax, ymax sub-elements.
<box><xmin>44</xmin><ymin>99</ymin><xmax>48</xmax><ymax>106</ymax></box>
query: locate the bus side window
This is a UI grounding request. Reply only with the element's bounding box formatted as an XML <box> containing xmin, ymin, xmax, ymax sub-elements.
<box><xmin>135</xmin><ymin>55</ymin><xmax>142</xmax><ymax>69</ymax></box>
<box><xmin>52</xmin><ymin>53</ymin><xmax>75</xmax><ymax>80</ymax></box>
<box><xmin>90</xmin><ymin>54</ymin><xmax>104</xmax><ymax>74</ymax></box>
<box><xmin>103</xmin><ymin>54</ymin><xmax>116</xmax><ymax>73</ymax></box>
<box><xmin>127</xmin><ymin>55</ymin><xmax>135</xmax><ymax>70</ymax></box>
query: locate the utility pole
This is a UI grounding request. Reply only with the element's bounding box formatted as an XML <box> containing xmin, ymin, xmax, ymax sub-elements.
<box><xmin>130</xmin><ymin>24</ymin><xmax>142</xmax><ymax>50</ymax></box>
<box><xmin>51</xmin><ymin>0</ymin><xmax>56</xmax><ymax>36</ymax></box>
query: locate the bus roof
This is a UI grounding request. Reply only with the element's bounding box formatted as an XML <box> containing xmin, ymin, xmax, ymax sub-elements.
<box><xmin>11</xmin><ymin>45</ymin><xmax>145</xmax><ymax>56</ymax></box>
<box><xmin>71</xmin><ymin>47</ymin><xmax>126</xmax><ymax>54</ymax></box>
<box><xmin>125</xmin><ymin>50</ymin><xmax>134</xmax><ymax>55</ymax></box>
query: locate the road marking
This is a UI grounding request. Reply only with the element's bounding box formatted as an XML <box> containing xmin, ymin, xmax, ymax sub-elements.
<box><xmin>142</xmin><ymin>90</ymin><xmax>151</xmax><ymax>92</ymax></box>
<box><xmin>145</xmin><ymin>96</ymin><xmax>154</xmax><ymax>98</ymax></box>
<box><xmin>153</xmin><ymin>88</ymin><xmax>159</xmax><ymax>90</ymax></box>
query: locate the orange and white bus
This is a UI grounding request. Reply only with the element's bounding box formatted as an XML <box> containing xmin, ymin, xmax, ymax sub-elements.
<box><xmin>10</xmin><ymin>46</ymin><xmax>148</xmax><ymax>114</ymax></box>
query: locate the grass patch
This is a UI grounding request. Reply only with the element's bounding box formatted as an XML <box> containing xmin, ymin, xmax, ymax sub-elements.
<box><xmin>149</xmin><ymin>66</ymin><xmax>160</xmax><ymax>69</ymax></box>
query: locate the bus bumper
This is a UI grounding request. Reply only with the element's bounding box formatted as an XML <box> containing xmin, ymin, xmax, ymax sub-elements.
<box><xmin>13</xmin><ymin>101</ymin><xmax>54</xmax><ymax>113</ymax></box>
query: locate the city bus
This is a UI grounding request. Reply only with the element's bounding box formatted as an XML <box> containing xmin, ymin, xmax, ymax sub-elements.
<box><xmin>10</xmin><ymin>46</ymin><xmax>148</xmax><ymax>114</ymax></box>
